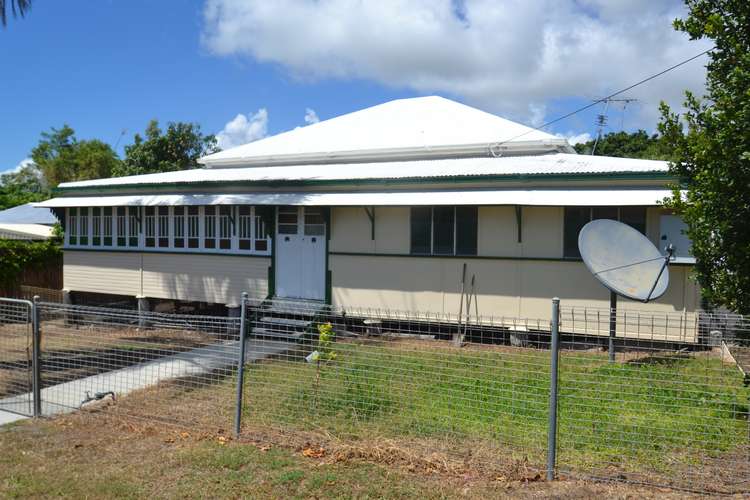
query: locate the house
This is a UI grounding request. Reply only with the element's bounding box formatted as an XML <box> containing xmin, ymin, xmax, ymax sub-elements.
<box><xmin>0</xmin><ymin>202</ymin><xmax>57</xmax><ymax>241</ymax></box>
<box><xmin>35</xmin><ymin>96</ymin><xmax>698</xmax><ymax>320</ymax></box>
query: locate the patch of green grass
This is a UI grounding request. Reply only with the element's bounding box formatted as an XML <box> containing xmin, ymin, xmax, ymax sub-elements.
<box><xmin>243</xmin><ymin>340</ymin><xmax>749</xmax><ymax>472</ymax></box>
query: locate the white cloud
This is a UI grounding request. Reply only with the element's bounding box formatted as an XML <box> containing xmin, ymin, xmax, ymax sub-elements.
<box><xmin>1</xmin><ymin>158</ymin><xmax>34</xmax><ymax>178</ymax></box>
<box><xmin>557</xmin><ymin>132</ymin><xmax>592</xmax><ymax>145</ymax></box>
<box><xmin>304</xmin><ymin>108</ymin><xmax>320</xmax><ymax>125</ymax></box>
<box><xmin>202</xmin><ymin>0</ymin><xmax>710</xmax><ymax>131</ymax></box>
<box><xmin>216</xmin><ymin>109</ymin><xmax>268</xmax><ymax>150</ymax></box>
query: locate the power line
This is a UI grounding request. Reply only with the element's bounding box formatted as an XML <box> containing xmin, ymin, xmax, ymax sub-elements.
<box><xmin>494</xmin><ymin>47</ymin><xmax>714</xmax><ymax>147</ymax></box>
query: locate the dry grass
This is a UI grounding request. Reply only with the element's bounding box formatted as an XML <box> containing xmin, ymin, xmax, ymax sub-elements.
<box><xmin>0</xmin><ymin>411</ymin><xmax>722</xmax><ymax>499</ymax></box>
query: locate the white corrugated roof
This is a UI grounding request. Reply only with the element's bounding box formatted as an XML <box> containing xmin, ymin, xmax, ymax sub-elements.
<box><xmin>36</xmin><ymin>189</ymin><xmax>672</xmax><ymax>208</ymax></box>
<box><xmin>57</xmin><ymin>153</ymin><xmax>668</xmax><ymax>190</ymax></box>
<box><xmin>200</xmin><ymin>96</ymin><xmax>572</xmax><ymax>167</ymax></box>
<box><xmin>0</xmin><ymin>223</ymin><xmax>54</xmax><ymax>240</ymax></box>
<box><xmin>0</xmin><ymin>202</ymin><xmax>57</xmax><ymax>224</ymax></box>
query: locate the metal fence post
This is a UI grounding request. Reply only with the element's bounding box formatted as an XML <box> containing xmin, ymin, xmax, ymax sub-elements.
<box><xmin>234</xmin><ymin>292</ymin><xmax>249</xmax><ymax>437</ymax></box>
<box><xmin>31</xmin><ymin>295</ymin><xmax>42</xmax><ymax>418</ymax></box>
<box><xmin>547</xmin><ymin>297</ymin><xmax>560</xmax><ymax>481</ymax></box>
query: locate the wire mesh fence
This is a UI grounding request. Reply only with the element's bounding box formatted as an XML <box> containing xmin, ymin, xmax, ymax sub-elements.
<box><xmin>0</xmin><ymin>298</ymin><xmax>35</xmax><ymax>417</ymax></box>
<box><xmin>556</xmin><ymin>308</ymin><xmax>749</xmax><ymax>494</ymax></box>
<box><xmin>32</xmin><ymin>302</ymin><xmax>242</xmax><ymax>428</ymax></box>
<box><xmin>0</xmin><ymin>293</ymin><xmax>747</xmax><ymax>494</ymax></box>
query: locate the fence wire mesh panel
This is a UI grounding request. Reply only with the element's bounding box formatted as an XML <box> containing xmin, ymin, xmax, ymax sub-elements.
<box><xmin>34</xmin><ymin>302</ymin><xmax>241</xmax><ymax>429</ymax></box>
<box><xmin>556</xmin><ymin>306</ymin><xmax>750</xmax><ymax>495</ymax></box>
<box><xmin>239</xmin><ymin>297</ymin><xmax>554</xmax><ymax>476</ymax></box>
<box><xmin>0</xmin><ymin>299</ymin><xmax>35</xmax><ymax>417</ymax></box>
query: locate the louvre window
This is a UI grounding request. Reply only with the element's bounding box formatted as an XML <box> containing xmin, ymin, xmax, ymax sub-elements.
<box><xmin>410</xmin><ymin>206</ymin><xmax>477</xmax><ymax>256</ymax></box>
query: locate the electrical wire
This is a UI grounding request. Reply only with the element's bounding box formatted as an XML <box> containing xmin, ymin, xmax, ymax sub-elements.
<box><xmin>492</xmin><ymin>47</ymin><xmax>714</xmax><ymax>147</ymax></box>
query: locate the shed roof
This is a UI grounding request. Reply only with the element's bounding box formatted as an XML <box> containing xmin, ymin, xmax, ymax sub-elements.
<box><xmin>0</xmin><ymin>202</ymin><xmax>57</xmax><ymax>225</ymax></box>
<box><xmin>56</xmin><ymin>153</ymin><xmax>669</xmax><ymax>191</ymax></box>
<box><xmin>0</xmin><ymin>223</ymin><xmax>54</xmax><ymax>240</ymax></box>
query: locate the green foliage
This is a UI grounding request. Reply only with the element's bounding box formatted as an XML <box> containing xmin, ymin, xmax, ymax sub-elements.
<box><xmin>115</xmin><ymin>120</ymin><xmax>219</xmax><ymax>177</ymax></box>
<box><xmin>573</xmin><ymin>130</ymin><xmax>673</xmax><ymax>160</ymax></box>
<box><xmin>316</xmin><ymin>322</ymin><xmax>337</xmax><ymax>362</ymax></box>
<box><xmin>659</xmin><ymin>0</ymin><xmax>750</xmax><ymax>313</ymax></box>
<box><xmin>0</xmin><ymin>239</ymin><xmax>61</xmax><ymax>289</ymax></box>
<box><xmin>0</xmin><ymin>162</ymin><xmax>49</xmax><ymax>210</ymax></box>
<box><xmin>31</xmin><ymin>125</ymin><xmax>121</xmax><ymax>188</ymax></box>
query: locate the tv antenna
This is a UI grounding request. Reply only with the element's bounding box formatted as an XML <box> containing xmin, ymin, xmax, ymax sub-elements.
<box><xmin>590</xmin><ymin>97</ymin><xmax>638</xmax><ymax>154</ymax></box>
<box><xmin>578</xmin><ymin>219</ymin><xmax>674</xmax><ymax>362</ymax></box>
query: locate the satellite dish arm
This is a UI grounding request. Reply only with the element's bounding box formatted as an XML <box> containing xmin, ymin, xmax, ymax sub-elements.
<box><xmin>644</xmin><ymin>244</ymin><xmax>674</xmax><ymax>303</ymax></box>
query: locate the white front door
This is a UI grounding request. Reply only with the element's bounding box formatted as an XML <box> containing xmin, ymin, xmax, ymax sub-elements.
<box><xmin>275</xmin><ymin>206</ymin><xmax>326</xmax><ymax>300</ymax></box>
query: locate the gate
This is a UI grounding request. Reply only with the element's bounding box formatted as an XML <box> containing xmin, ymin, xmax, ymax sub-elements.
<box><xmin>0</xmin><ymin>298</ymin><xmax>38</xmax><ymax>417</ymax></box>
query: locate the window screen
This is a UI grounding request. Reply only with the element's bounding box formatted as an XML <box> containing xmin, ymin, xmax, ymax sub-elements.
<box><xmin>204</xmin><ymin>206</ymin><xmax>216</xmax><ymax>249</ymax></box>
<box><xmin>187</xmin><ymin>206</ymin><xmax>199</xmax><ymax>248</ymax></box>
<box><xmin>432</xmin><ymin>206</ymin><xmax>455</xmax><ymax>255</ymax></box>
<box><xmin>173</xmin><ymin>207</ymin><xmax>185</xmax><ymax>248</ymax></box>
<box><xmin>158</xmin><ymin>207</ymin><xmax>169</xmax><ymax>248</ymax></box>
<box><xmin>144</xmin><ymin>207</ymin><xmax>156</xmax><ymax>248</ymax></box>
<box><xmin>116</xmin><ymin>207</ymin><xmax>127</xmax><ymax>246</ymax></box>
<box><xmin>68</xmin><ymin>208</ymin><xmax>78</xmax><ymax>245</ymax></box>
<box><xmin>79</xmin><ymin>207</ymin><xmax>89</xmax><ymax>245</ymax></box>
<box><xmin>620</xmin><ymin>207</ymin><xmax>647</xmax><ymax>234</ymax></box>
<box><xmin>92</xmin><ymin>207</ymin><xmax>101</xmax><ymax>246</ymax></box>
<box><xmin>410</xmin><ymin>207</ymin><xmax>431</xmax><ymax>254</ymax></box>
<box><xmin>103</xmin><ymin>207</ymin><xmax>112</xmax><ymax>246</ymax></box>
<box><xmin>564</xmin><ymin>206</ymin><xmax>648</xmax><ymax>258</ymax></box>
<box><xmin>455</xmin><ymin>206</ymin><xmax>478</xmax><ymax>255</ymax></box>
<box><xmin>219</xmin><ymin>206</ymin><xmax>232</xmax><ymax>250</ymax></box>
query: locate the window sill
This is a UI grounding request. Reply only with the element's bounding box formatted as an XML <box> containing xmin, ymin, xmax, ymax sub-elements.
<box><xmin>63</xmin><ymin>246</ymin><xmax>272</xmax><ymax>258</ymax></box>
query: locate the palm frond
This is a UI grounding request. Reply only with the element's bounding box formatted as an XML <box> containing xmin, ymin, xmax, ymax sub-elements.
<box><xmin>1</xmin><ymin>0</ymin><xmax>32</xmax><ymax>27</ymax></box>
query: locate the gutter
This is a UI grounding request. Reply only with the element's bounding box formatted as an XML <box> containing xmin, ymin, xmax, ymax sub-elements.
<box><xmin>199</xmin><ymin>139</ymin><xmax>575</xmax><ymax>168</ymax></box>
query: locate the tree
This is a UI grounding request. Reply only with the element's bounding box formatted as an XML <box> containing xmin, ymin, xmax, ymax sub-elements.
<box><xmin>0</xmin><ymin>161</ymin><xmax>48</xmax><ymax>210</ymax></box>
<box><xmin>115</xmin><ymin>120</ymin><xmax>219</xmax><ymax>177</ymax></box>
<box><xmin>659</xmin><ymin>0</ymin><xmax>750</xmax><ymax>313</ymax></box>
<box><xmin>1</xmin><ymin>0</ymin><xmax>31</xmax><ymax>27</ymax></box>
<box><xmin>573</xmin><ymin>130</ymin><xmax>673</xmax><ymax>160</ymax></box>
<box><xmin>31</xmin><ymin>125</ymin><xmax>121</xmax><ymax>188</ymax></box>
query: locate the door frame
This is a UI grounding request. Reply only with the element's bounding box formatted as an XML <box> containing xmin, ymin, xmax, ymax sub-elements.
<box><xmin>273</xmin><ymin>206</ymin><xmax>329</xmax><ymax>301</ymax></box>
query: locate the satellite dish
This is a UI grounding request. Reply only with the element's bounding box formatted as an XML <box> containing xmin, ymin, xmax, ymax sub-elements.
<box><xmin>579</xmin><ymin>219</ymin><xmax>670</xmax><ymax>302</ymax></box>
<box><xmin>578</xmin><ymin>219</ymin><xmax>674</xmax><ymax>362</ymax></box>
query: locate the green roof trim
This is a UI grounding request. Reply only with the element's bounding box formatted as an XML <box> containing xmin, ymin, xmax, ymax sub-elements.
<box><xmin>53</xmin><ymin>171</ymin><xmax>675</xmax><ymax>195</ymax></box>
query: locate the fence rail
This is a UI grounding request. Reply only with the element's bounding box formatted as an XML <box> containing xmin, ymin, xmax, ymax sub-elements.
<box><xmin>0</xmin><ymin>294</ymin><xmax>747</xmax><ymax>495</ymax></box>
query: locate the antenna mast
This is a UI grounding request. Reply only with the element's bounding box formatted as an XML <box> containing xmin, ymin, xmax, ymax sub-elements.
<box><xmin>590</xmin><ymin>97</ymin><xmax>638</xmax><ymax>155</ymax></box>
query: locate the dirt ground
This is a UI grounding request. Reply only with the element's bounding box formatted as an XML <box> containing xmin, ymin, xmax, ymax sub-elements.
<box><xmin>0</xmin><ymin>411</ymin><xmax>734</xmax><ymax>499</ymax></box>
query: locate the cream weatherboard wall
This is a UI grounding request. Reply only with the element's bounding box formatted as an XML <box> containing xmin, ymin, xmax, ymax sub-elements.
<box><xmin>141</xmin><ymin>254</ymin><xmax>270</xmax><ymax>305</ymax></box>
<box><xmin>64</xmin><ymin>251</ymin><xmax>270</xmax><ymax>304</ymax></box>
<box><xmin>329</xmin><ymin>206</ymin><xmax>700</xmax><ymax>319</ymax></box>
<box><xmin>63</xmin><ymin>251</ymin><xmax>142</xmax><ymax>296</ymax></box>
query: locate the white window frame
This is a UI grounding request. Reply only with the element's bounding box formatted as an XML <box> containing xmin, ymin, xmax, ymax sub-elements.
<box><xmin>63</xmin><ymin>204</ymin><xmax>272</xmax><ymax>256</ymax></box>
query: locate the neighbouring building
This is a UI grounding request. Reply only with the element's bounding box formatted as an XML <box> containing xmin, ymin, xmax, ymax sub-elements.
<box><xmin>36</xmin><ymin>96</ymin><xmax>698</xmax><ymax>320</ymax></box>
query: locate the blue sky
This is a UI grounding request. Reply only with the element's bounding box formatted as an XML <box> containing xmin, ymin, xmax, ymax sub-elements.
<box><xmin>1</xmin><ymin>0</ymin><xmax>709</xmax><ymax>174</ymax></box>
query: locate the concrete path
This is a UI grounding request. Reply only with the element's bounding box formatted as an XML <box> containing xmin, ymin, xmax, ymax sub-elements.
<box><xmin>0</xmin><ymin>338</ymin><xmax>292</xmax><ymax>423</ymax></box>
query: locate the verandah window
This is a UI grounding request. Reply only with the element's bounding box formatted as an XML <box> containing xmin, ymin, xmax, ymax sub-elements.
<box><xmin>65</xmin><ymin>205</ymin><xmax>272</xmax><ymax>254</ymax></box>
<box><xmin>563</xmin><ymin>206</ymin><xmax>647</xmax><ymax>258</ymax></box>
<box><xmin>410</xmin><ymin>206</ymin><xmax>478</xmax><ymax>256</ymax></box>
